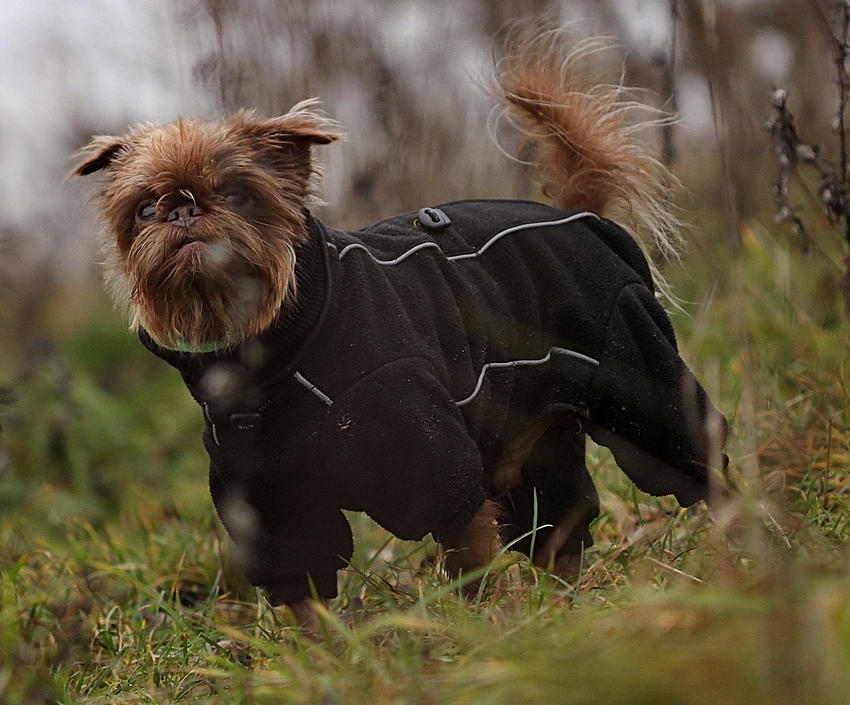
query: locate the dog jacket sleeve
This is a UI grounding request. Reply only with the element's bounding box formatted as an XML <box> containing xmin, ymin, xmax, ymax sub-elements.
<box><xmin>319</xmin><ymin>356</ymin><xmax>489</xmax><ymax>542</ymax></box>
<box><xmin>200</xmin><ymin>408</ymin><xmax>356</xmax><ymax>606</ymax></box>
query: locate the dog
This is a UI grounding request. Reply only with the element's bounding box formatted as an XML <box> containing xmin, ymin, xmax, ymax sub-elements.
<box><xmin>72</xmin><ymin>31</ymin><xmax>728</xmax><ymax>629</ymax></box>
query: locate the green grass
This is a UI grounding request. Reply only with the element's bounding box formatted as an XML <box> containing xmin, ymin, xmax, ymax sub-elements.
<box><xmin>1</xmin><ymin>222</ymin><xmax>849</xmax><ymax>704</ymax></box>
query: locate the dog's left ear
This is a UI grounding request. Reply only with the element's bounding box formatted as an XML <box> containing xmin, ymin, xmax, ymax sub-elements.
<box><xmin>70</xmin><ymin>136</ymin><xmax>127</xmax><ymax>177</ymax></box>
<box><xmin>253</xmin><ymin>116</ymin><xmax>342</xmax><ymax>147</ymax></box>
<box><xmin>236</xmin><ymin>102</ymin><xmax>342</xmax><ymax>190</ymax></box>
<box><xmin>238</xmin><ymin>100</ymin><xmax>344</xmax><ymax>153</ymax></box>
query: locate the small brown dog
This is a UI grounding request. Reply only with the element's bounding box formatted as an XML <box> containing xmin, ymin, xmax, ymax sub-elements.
<box><xmin>73</xmin><ymin>31</ymin><xmax>727</xmax><ymax>628</ymax></box>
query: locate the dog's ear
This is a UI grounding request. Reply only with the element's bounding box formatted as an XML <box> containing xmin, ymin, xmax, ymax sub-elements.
<box><xmin>70</xmin><ymin>137</ymin><xmax>126</xmax><ymax>177</ymax></box>
<box><xmin>234</xmin><ymin>102</ymin><xmax>342</xmax><ymax>190</ymax></box>
<box><xmin>236</xmin><ymin>100</ymin><xmax>344</xmax><ymax>151</ymax></box>
<box><xmin>253</xmin><ymin>115</ymin><xmax>342</xmax><ymax>146</ymax></box>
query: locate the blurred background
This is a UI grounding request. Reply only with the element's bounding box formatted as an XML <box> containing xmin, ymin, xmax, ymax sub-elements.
<box><xmin>0</xmin><ymin>0</ymin><xmax>841</xmax><ymax>340</ymax></box>
<box><xmin>0</xmin><ymin>0</ymin><xmax>847</xmax><ymax>527</ymax></box>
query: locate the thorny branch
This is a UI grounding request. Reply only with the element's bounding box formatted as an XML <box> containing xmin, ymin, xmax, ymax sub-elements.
<box><xmin>768</xmin><ymin>0</ymin><xmax>850</xmax><ymax>316</ymax></box>
<box><xmin>766</xmin><ymin>89</ymin><xmax>813</xmax><ymax>253</ymax></box>
<box><xmin>810</xmin><ymin>0</ymin><xmax>850</xmax><ymax>248</ymax></box>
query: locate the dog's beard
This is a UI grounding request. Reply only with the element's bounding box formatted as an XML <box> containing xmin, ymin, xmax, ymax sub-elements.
<box><xmin>107</xmin><ymin>210</ymin><xmax>299</xmax><ymax>352</ymax></box>
<box><xmin>72</xmin><ymin>104</ymin><xmax>342</xmax><ymax>351</ymax></box>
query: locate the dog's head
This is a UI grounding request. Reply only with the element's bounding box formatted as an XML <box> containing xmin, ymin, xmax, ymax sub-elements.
<box><xmin>72</xmin><ymin>101</ymin><xmax>341</xmax><ymax>351</ymax></box>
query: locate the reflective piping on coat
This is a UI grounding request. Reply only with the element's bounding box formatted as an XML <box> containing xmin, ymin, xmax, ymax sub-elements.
<box><xmin>294</xmin><ymin>371</ymin><xmax>334</xmax><ymax>406</ymax></box>
<box><xmin>456</xmin><ymin>347</ymin><xmax>600</xmax><ymax>408</ymax></box>
<box><xmin>203</xmin><ymin>402</ymin><xmax>220</xmax><ymax>446</ymax></box>
<box><xmin>337</xmin><ymin>212</ymin><xmax>600</xmax><ymax>264</ymax></box>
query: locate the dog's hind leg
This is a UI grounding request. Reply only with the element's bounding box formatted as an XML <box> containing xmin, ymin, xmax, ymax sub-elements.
<box><xmin>438</xmin><ymin>415</ymin><xmax>558</xmax><ymax>590</ymax></box>
<box><xmin>491</xmin><ymin>415</ymin><xmax>555</xmax><ymax>493</ymax></box>
<box><xmin>497</xmin><ymin>414</ymin><xmax>599</xmax><ymax>576</ymax></box>
<box><xmin>439</xmin><ymin>499</ymin><xmax>502</xmax><ymax>594</ymax></box>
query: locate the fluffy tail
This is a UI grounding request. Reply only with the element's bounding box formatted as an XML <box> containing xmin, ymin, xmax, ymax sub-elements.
<box><xmin>494</xmin><ymin>28</ymin><xmax>683</xmax><ymax>268</ymax></box>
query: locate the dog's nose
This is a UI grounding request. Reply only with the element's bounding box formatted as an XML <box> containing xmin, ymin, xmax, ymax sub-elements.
<box><xmin>167</xmin><ymin>204</ymin><xmax>203</xmax><ymax>227</ymax></box>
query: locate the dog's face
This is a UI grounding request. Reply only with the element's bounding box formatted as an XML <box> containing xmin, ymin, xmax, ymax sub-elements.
<box><xmin>73</xmin><ymin>103</ymin><xmax>341</xmax><ymax>351</ymax></box>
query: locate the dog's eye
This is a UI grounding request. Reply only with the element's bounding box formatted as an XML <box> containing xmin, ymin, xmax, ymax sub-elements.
<box><xmin>222</xmin><ymin>188</ymin><xmax>252</xmax><ymax>209</ymax></box>
<box><xmin>136</xmin><ymin>202</ymin><xmax>157</xmax><ymax>220</ymax></box>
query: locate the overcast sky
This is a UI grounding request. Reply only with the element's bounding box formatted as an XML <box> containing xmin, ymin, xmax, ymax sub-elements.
<box><xmin>0</xmin><ymin>0</ymin><xmax>207</xmax><ymax>276</ymax></box>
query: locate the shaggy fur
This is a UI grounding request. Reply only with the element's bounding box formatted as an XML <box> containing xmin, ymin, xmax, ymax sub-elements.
<box><xmin>73</xmin><ymin>102</ymin><xmax>341</xmax><ymax>350</ymax></box>
<box><xmin>494</xmin><ymin>30</ymin><xmax>683</xmax><ymax>293</ymax></box>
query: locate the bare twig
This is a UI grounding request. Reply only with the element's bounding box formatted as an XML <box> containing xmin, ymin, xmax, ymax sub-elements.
<box><xmin>657</xmin><ymin>0</ymin><xmax>681</xmax><ymax>167</ymax></box>
<box><xmin>646</xmin><ymin>557</ymin><xmax>704</xmax><ymax>584</ymax></box>
<box><xmin>699</xmin><ymin>0</ymin><xmax>741</xmax><ymax>249</ymax></box>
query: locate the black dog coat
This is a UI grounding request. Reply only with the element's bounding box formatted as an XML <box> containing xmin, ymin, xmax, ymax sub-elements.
<box><xmin>141</xmin><ymin>199</ymin><xmax>728</xmax><ymax>604</ymax></box>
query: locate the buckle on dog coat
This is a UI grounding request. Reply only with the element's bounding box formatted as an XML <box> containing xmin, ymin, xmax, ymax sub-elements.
<box><xmin>203</xmin><ymin>403</ymin><xmax>264</xmax><ymax>446</ymax></box>
<box><xmin>416</xmin><ymin>207</ymin><xmax>451</xmax><ymax>233</ymax></box>
<box><xmin>230</xmin><ymin>412</ymin><xmax>263</xmax><ymax>431</ymax></box>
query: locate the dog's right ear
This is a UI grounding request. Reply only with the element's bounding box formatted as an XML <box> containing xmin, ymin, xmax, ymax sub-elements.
<box><xmin>71</xmin><ymin>137</ymin><xmax>126</xmax><ymax>176</ymax></box>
